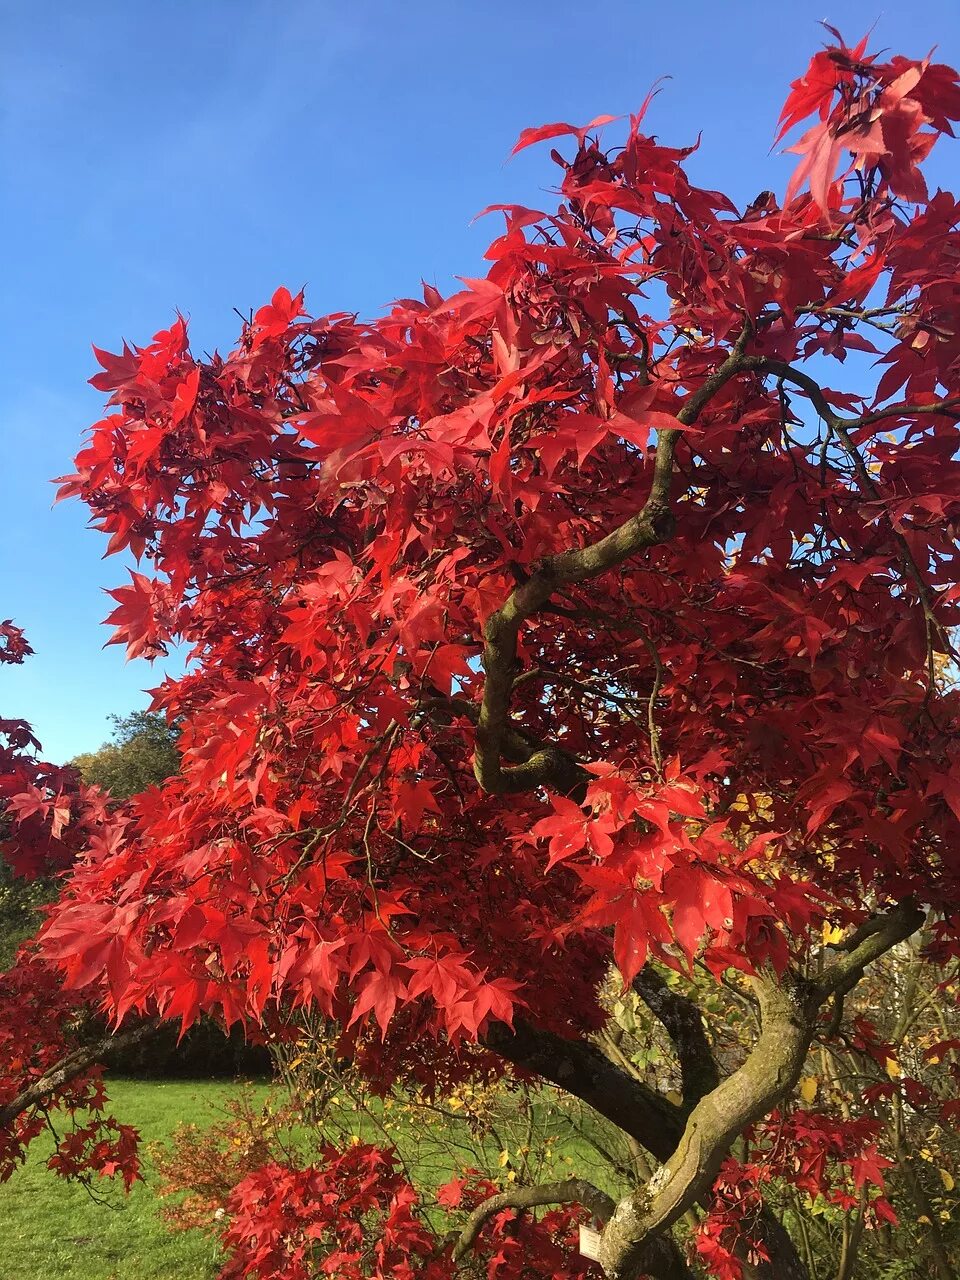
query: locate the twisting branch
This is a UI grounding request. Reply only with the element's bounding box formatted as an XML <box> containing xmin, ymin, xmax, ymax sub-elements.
<box><xmin>483</xmin><ymin>1013</ymin><xmax>807</xmax><ymax>1280</ymax></box>
<box><xmin>451</xmin><ymin>1177</ymin><xmax>615</xmax><ymax>1261</ymax></box>
<box><xmin>474</xmin><ymin>326</ymin><xmax>754</xmax><ymax>797</ymax></box>
<box><xmin>420</xmin><ymin>693</ymin><xmax>589</xmax><ymax>798</ymax></box>
<box><xmin>818</xmin><ymin>901</ymin><xmax>926</xmax><ymax>996</ymax></box>
<box><xmin>450</xmin><ymin>1176</ymin><xmax>697</xmax><ymax>1279</ymax></box>
<box><xmin>596</xmin><ymin>901</ymin><xmax>923</xmax><ymax>1279</ymax></box>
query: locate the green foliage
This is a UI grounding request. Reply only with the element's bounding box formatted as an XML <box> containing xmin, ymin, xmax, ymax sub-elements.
<box><xmin>71</xmin><ymin>711</ymin><xmax>180</xmax><ymax>800</ymax></box>
<box><xmin>0</xmin><ymin>859</ymin><xmax>54</xmax><ymax>968</ymax></box>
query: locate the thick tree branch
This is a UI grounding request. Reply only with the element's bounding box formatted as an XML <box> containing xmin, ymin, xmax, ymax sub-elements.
<box><xmin>450</xmin><ymin>1176</ymin><xmax>696</xmax><ymax>1279</ymax></box>
<box><xmin>0</xmin><ymin>1017</ymin><xmax>161</xmax><ymax>1130</ymax></box>
<box><xmin>596</xmin><ymin>902</ymin><xmax>924</xmax><ymax>1278</ymax></box>
<box><xmin>474</xmin><ymin>328</ymin><xmax>754</xmax><ymax>797</ymax></box>
<box><xmin>451</xmin><ymin>1177</ymin><xmax>615</xmax><ymax>1260</ymax></box>
<box><xmin>421</xmin><ymin>693</ymin><xmax>590</xmax><ymax>798</ymax></box>
<box><xmin>483</xmin><ymin>1018</ymin><xmax>684</xmax><ymax>1161</ymax></box>
<box><xmin>485</xmin><ymin>1011</ymin><xmax>808</xmax><ymax>1279</ymax></box>
<box><xmin>633</xmin><ymin>965</ymin><xmax>720</xmax><ymax>1108</ymax></box>
<box><xmin>598</xmin><ymin>974</ymin><xmax>816</xmax><ymax>1278</ymax></box>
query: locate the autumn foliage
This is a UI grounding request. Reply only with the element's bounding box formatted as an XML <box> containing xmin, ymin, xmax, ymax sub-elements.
<box><xmin>3</xmin><ymin>28</ymin><xmax>960</xmax><ymax>1279</ymax></box>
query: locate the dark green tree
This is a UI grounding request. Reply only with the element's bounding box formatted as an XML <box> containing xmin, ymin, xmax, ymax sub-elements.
<box><xmin>70</xmin><ymin>710</ymin><xmax>180</xmax><ymax>800</ymax></box>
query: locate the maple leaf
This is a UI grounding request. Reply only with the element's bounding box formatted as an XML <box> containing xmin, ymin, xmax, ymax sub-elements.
<box><xmin>348</xmin><ymin>968</ymin><xmax>407</xmax><ymax>1039</ymax></box>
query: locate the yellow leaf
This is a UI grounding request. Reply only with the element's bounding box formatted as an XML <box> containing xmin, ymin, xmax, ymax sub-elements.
<box><xmin>941</xmin><ymin>1169</ymin><xmax>955</xmax><ymax>1192</ymax></box>
<box><xmin>498</xmin><ymin>1150</ymin><xmax>510</xmax><ymax>1168</ymax></box>
<box><xmin>665</xmin><ymin>1089</ymin><xmax>683</xmax><ymax>1107</ymax></box>
<box><xmin>506</xmin><ymin>1170</ymin><xmax>517</xmax><ymax>1183</ymax></box>
<box><xmin>885</xmin><ymin>1057</ymin><xmax>901</xmax><ymax>1078</ymax></box>
<box><xmin>822</xmin><ymin>923</ymin><xmax>846</xmax><ymax>945</ymax></box>
<box><xmin>799</xmin><ymin>1076</ymin><xmax>818</xmax><ymax>1104</ymax></box>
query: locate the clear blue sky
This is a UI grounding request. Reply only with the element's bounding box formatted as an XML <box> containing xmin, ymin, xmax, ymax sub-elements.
<box><xmin>2</xmin><ymin>1</ymin><xmax>959</xmax><ymax>762</ymax></box>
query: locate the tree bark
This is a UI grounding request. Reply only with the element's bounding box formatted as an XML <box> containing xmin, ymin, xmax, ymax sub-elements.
<box><xmin>484</xmin><ymin>1015</ymin><xmax>808</xmax><ymax>1280</ymax></box>
<box><xmin>0</xmin><ymin>1017</ymin><xmax>161</xmax><ymax>1130</ymax></box>
<box><xmin>451</xmin><ymin>1176</ymin><xmax>696</xmax><ymax>1279</ymax></box>
<box><xmin>595</xmin><ymin>902</ymin><xmax>923</xmax><ymax>1278</ymax></box>
<box><xmin>486</xmin><ymin>903</ymin><xmax>923</xmax><ymax>1280</ymax></box>
<box><xmin>597</xmin><ymin>975</ymin><xmax>816</xmax><ymax>1279</ymax></box>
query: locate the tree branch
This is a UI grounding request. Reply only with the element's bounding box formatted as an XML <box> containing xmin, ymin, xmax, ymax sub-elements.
<box><xmin>596</xmin><ymin>902</ymin><xmax>923</xmax><ymax>1278</ymax></box>
<box><xmin>817</xmin><ymin>901</ymin><xmax>925</xmax><ymax>997</ymax></box>
<box><xmin>0</xmin><ymin>1018</ymin><xmax>161</xmax><ymax>1130</ymax></box>
<box><xmin>598</xmin><ymin>973</ymin><xmax>816</xmax><ymax>1278</ymax></box>
<box><xmin>452</xmin><ymin>1177</ymin><xmax>615</xmax><ymax>1261</ymax></box>
<box><xmin>474</xmin><ymin>327</ymin><xmax>754</xmax><ymax>797</ymax></box>
<box><xmin>633</xmin><ymin>965</ymin><xmax>720</xmax><ymax>1108</ymax></box>
<box><xmin>483</xmin><ymin>1018</ymin><xmax>684</xmax><ymax>1161</ymax></box>
<box><xmin>484</xmin><ymin>1011</ymin><xmax>807</xmax><ymax>1279</ymax></box>
<box><xmin>745</xmin><ymin>356</ymin><xmax>957</xmax><ymax>659</ymax></box>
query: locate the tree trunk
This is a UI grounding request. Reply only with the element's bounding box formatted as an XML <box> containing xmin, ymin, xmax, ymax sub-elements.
<box><xmin>484</xmin><ymin>1016</ymin><xmax>809</xmax><ymax>1280</ymax></box>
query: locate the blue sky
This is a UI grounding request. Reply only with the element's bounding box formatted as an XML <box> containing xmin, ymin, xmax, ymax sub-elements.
<box><xmin>2</xmin><ymin>0</ymin><xmax>959</xmax><ymax>762</ymax></box>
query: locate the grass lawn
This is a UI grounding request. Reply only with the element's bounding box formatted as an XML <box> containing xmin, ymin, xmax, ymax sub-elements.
<box><xmin>0</xmin><ymin>1078</ymin><xmax>271</xmax><ymax>1280</ymax></box>
<box><xmin>0</xmin><ymin>1073</ymin><xmax>625</xmax><ymax>1279</ymax></box>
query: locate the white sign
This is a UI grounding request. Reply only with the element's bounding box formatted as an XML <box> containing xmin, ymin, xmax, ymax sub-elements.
<box><xmin>579</xmin><ymin>1224</ymin><xmax>601</xmax><ymax>1261</ymax></box>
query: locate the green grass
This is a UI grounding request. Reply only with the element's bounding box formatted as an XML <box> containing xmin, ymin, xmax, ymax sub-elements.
<box><xmin>0</xmin><ymin>1075</ymin><xmax>629</xmax><ymax>1279</ymax></box>
<box><xmin>0</xmin><ymin>1078</ymin><xmax>270</xmax><ymax>1280</ymax></box>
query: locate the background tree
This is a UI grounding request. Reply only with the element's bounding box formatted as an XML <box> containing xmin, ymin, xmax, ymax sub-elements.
<box><xmin>0</xmin><ymin>711</ymin><xmax>180</xmax><ymax>965</ymax></box>
<box><xmin>71</xmin><ymin>710</ymin><xmax>180</xmax><ymax>801</ymax></box>
<box><xmin>2</xmin><ymin>29</ymin><xmax>960</xmax><ymax>1280</ymax></box>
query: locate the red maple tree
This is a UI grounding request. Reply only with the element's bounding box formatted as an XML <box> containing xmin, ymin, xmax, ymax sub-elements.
<box><xmin>4</xmin><ymin>30</ymin><xmax>960</xmax><ymax>1279</ymax></box>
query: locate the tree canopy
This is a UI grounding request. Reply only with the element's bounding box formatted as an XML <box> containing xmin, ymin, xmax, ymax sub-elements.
<box><xmin>71</xmin><ymin>710</ymin><xmax>180</xmax><ymax>802</ymax></box>
<box><xmin>3</xmin><ymin>30</ymin><xmax>960</xmax><ymax>1280</ymax></box>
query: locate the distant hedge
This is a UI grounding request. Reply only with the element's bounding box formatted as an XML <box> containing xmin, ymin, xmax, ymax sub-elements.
<box><xmin>100</xmin><ymin>1016</ymin><xmax>272</xmax><ymax>1079</ymax></box>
